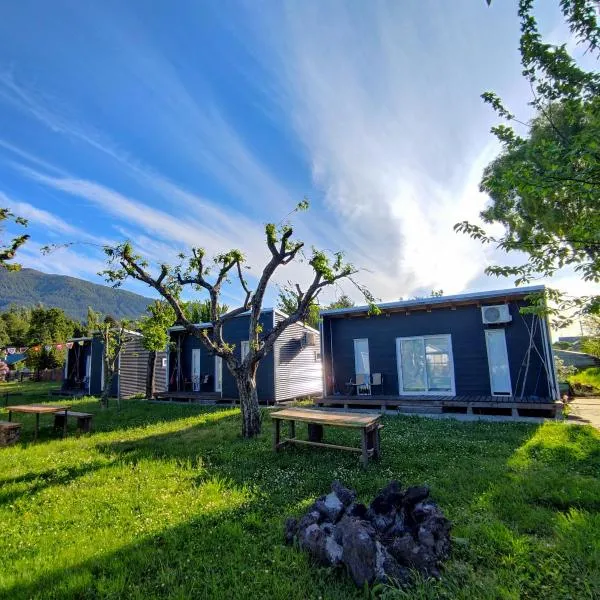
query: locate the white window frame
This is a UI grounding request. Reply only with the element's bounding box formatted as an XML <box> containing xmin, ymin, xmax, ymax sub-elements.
<box><xmin>484</xmin><ymin>329</ymin><xmax>512</xmax><ymax>396</ymax></box>
<box><xmin>396</xmin><ymin>334</ymin><xmax>456</xmax><ymax>396</ymax></box>
<box><xmin>241</xmin><ymin>340</ymin><xmax>250</xmax><ymax>361</ymax></box>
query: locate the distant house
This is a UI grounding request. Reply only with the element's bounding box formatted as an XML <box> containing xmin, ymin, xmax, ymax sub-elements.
<box><xmin>159</xmin><ymin>309</ymin><xmax>322</xmax><ymax>404</ymax></box>
<box><xmin>63</xmin><ymin>332</ymin><xmax>164</xmax><ymax>399</ymax></box>
<box><xmin>318</xmin><ymin>286</ymin><xmax>559</xmax><ymax>416</ymax></box>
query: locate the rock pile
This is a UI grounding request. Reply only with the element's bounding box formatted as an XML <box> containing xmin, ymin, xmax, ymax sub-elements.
<box><xmin>284</xmin><ymin>481</ymin><xmax>451</xmax><ymax>588</ymax></box>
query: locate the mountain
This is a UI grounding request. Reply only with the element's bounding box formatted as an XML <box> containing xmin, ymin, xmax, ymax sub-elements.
<box><xmin>0</xmin><ymin>268</ymin><xmax>153</xmax><ymax>321</ymax></box>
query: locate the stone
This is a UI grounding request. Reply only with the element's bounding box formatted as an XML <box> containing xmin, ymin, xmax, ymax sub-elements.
<box><xmin>340</xmin><ymin>519</ymin><xmax>379</xmax><ymax>587</ymax></box>
<box><xmin>388</xmin><ymin>533</ymin><xmax>439</xmax><ymax>577</ymax></box>
<box><xmin>284</xmin><ymin>517</ymin><xmax>298</xmax><ymax>545</ymax></box>
<box><xmin>297</xmin><ymin>510</ymin><xmax>321</xmax><ymax>546</ymax></box>
<box><xmin>366</xmin><ymin>507</ymin><xmax>396</xmax><ymax>533</ymax></box>
<box><xmin>402</xmin><ymin>486</ymin><xmax>430</xmax><ymax>508</ymax></box>
<box><xmin>345</xmin><ymin>502</ymin><xmax>368</xmax><ymax>519</ymax></box>
<box><xmin>332</xmin><ymin>480</ymin><xmax>357</xmax><ymax>506</ymax></box>
<box><xmin>300</xmin><ymin>524</ymin><xmax>343</xmax><ymax>566</ymax></box>
<box><xmin>375</xmin><ymin>541</ymin><xmax>412</xmax><ymax>586</ymax></box>
<box><xmin>370</xmin><ymin>481</ymin><xmax>404</xmax><ymax>514</ymax></box>
<box><xmin>314</xmin><ymin>492</ymin><xmax>345</xmax><ymax>523</ymax></box>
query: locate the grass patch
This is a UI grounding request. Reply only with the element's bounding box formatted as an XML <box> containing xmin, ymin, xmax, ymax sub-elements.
<box><xmin>568</xmin><ymin>367</ymin><xmax>600</xmax><ymax>396</ymax></box>
<box><xmin>0</xmin><ymin>380</ymin><xmax>62</xmax><ymax>406</ymax></box>
<box><xmin>0</xmin><ymin>394</ymin><xmax>599</xmax><ymax>599</ymax></box>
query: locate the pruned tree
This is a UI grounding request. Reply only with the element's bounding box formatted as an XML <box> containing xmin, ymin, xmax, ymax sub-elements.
<box><xmin>456</xmin><ymin>0</ymin><xmax>600</xmax><ymax>325</ymax></box>
<box><xmin>0</xmin><ymin>208</ymin><xmax>29</xmax><ymax>271</ymax></box>
<box><xmin>139</xmin><ymin>300</ymin><xmax>175</xmax><ymax>400</ymax></box>
<box><xmin>103</xmin><ymin>205</ymin><xmax>374</xmax><ymax>437</ymax></box>
<box><xmin>87</xmin><ymin>309</ymin><xmax>135</xmax><ymax>409</ymax></box>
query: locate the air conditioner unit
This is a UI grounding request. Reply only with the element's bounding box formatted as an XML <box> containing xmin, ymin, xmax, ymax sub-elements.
<box><xmin>481</xmin><ymin>304</ymin><xmax>512</xmax><ymax>325</ymax></box>
<box><xmin>302</xmin><ymin>332</ymin><xmax>317</xmax><ymax>347</ymax></box>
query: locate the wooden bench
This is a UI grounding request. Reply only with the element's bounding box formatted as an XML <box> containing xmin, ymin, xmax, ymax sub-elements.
<box><xmin>0</xmin><ymin>421</ymin><xmax>22</xmax><ymax>446</ymax></box>
<box><xmin>271</xmin><ymin>407</ymin><xmax>382</xmax><ymax>468</ymax></box>
<box><xmin>53</xmin><ymin>411</ymin><xmax>94</xmax><ymax>433</ymax></box>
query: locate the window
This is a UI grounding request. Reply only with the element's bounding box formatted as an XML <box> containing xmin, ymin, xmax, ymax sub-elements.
<box><xmin>241</xmin><ymin>340</ymin><xmax>250</xmax><ymax>361</ymax></box>
<box><xmin>396</xmin><ymin>335</ymin><xmax>455</xmax><ymax>395</ymax></box>
<box><xmin>353</xmin><ymin>338</ymin><xmax>371</xmax><ymax>395</ymax></box>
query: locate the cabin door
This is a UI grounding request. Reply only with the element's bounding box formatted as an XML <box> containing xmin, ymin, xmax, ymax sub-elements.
<box><xmin>215</xmin><ymin>356</ymin><xmax>222</xmax><ymax>394</ymax></box>
<box><xmin>192</xmin><ymin>348</ymin><xmax>201</xmax><ymax>392</ymax></box>
<box><xmin>485</xmin><ymin>329</ymin><xmax>512</xmax><ymax>396</ymax></box>
<box><xmin>85</xmin><ymin>354</ymin><xmax>91</xmax><ymax>393</ymax></box>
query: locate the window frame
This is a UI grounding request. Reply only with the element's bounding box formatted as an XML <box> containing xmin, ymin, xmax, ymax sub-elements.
<box><xmin>396</xmin><ymin>334</ymin><xmax>456</xmax><ymax>396</ymax></box>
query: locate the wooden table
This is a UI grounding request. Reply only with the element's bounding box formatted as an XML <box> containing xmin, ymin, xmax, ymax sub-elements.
<box><xmin>7</xmin><ymin>404</ymin><xmax>70</xmax><ymax>440</ymax></box>
<box><xmin>271</xmin><ymin>407</ymin><xmax>382</xmax><ymax>468</ymax></box>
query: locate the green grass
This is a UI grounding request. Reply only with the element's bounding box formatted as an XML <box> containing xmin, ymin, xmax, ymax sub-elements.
<box><xmin>569</xmin><ymin>367</ymin><xmax>600</xmax><ymax>396</ymax></box>
<box><xmin>0</xmin><ymin>391</ymin><xmax>599</xmax><ymax>599</ymax></box>
<box><xmin>0</xmin><ymin>380</ymin><xmax>61</xmax><ymax>407</ymax></box>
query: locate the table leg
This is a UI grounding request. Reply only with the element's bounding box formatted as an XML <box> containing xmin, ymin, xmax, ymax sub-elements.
<box><xmin>361</xmin><ymin>428</ymin><xmax>369</xmax><ymax>468</ymax></box>
<box><xmin>288</xmin><ymin>420</ymin><xmax>296</xmax><ymax>440</ymax></box>
<box><xmin>8</xmin><ymin>410</ymin><xmax>12</xmax><ymax>422</ymax></box>
<box><xmin>35</xmin><ymin>413</ymin><xmax>40</xmax><ymax>441</ymax></box>
<box><xmin>62</xmin><ymin>409</ymin><xmax>68</xmax><ymax>438</ymax></box>
<box><xmin>273</xmin><ymin>419</ymin><xmax>281</xmax><ymax>451</ymax></box>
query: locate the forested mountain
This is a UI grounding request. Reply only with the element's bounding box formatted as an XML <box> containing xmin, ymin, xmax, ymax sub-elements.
<box><xmin>0</xmin><ymin>269</ymin><xmax>152</xmax><ymax>321</ymax></box>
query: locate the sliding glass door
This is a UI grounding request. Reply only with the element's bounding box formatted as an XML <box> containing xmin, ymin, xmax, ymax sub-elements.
<box><xmin>396</xmin><ymin>335</ymin><xmax>455</xmax><ymax>395</ymax></box>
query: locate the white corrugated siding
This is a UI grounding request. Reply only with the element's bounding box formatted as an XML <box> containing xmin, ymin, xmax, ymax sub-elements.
<box><xmin>273</xmin><ymin>315</ymin><xmax>323</xmax><ymax>402</ymax></box>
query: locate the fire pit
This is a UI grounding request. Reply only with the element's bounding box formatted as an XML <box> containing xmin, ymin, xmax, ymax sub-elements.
<box><xmin>284</xmin><ymin>481</ymin><xmax>451</xmax><ymax>588</ymax></box>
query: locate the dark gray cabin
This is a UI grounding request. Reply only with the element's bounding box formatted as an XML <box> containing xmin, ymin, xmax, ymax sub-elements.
<box><xmin>63</xmin><ymin>332</ymin><xmax>160</xmax><ymax>399</ymax></box>
<box><xmin>161</xmin><ymin>309</ymin><xmax>322</xmax><ymax>403</ymax></box>
<box><xmin>318</xmin><ymin>286</ymin><xmax>559</xmax><ymax>414</ymax></box>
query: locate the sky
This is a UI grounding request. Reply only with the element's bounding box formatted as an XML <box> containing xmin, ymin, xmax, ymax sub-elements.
<box><xmin>0</xmin><ymin>0</ymin><xmax>597</xmax><ymax>335</ymax></box>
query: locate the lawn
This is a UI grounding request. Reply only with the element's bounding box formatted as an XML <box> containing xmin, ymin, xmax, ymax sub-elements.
<box><xmin>569</xmin><ymin>367</ymin><xmax>600</xmax><ymax>396</ymax></box>
<box><xmin>1</xmin><ymin>384</ymin><xmax>599</xmax><ymax>599</ymax></box>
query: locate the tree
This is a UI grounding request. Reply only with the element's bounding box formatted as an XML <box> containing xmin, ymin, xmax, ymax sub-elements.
<box><xmin>87</xmin><ymin>309</ymin><xmax>135</xmax><ymax>409</ymax></box>
<box><xmin>581</xmin><ymin>314</ymin><xmax>600</xmax><ymax>358</ymax></box>
<box><xmin>277</xmin><ymin>288</ymin><xmax>320</xmax><ymax>329</ymax></box>
<box><xmin>0</xmin><ymin>208</ymin><xmax>29</xmax><ymax>271</ymax></box>
<box><xmin>183</xmin><ymin>299</ymin><xmax>228</xmax><ymax>323</ymax></box>
<box><xmin>326</xmin><ymin>294</ymin><xmax>356</xmax><ymax>310</ymax></box>
<box><xmin>103</xmin><ymin>204</ymin><xmax>374</xmax><ymax>437</ymax></box>
<box><xmin>1</xmin><ymin>306</ymin><xmax>31</xmax><ymax>347</ymax></box>
<box><xmin>139</xmin><ymin>300</ymin><xmax>175</xmax><ymax>399</ymax></box>
<box><xmin>456</xmin><ymin>0</ymin><xmax>600</xmax><ymax>324</ymax></box>
<box><xmin>25</xmin><ymin>306</ymin><xmax>76</xmax><ymax>373</ymax></box>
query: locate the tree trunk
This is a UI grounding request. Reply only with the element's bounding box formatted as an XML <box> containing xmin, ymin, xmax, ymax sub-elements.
<box><xmin>146</xmin><ymin>350</ymin><xmax>156</xmax><ymax>400</ymax></box>
<box><xmin>101</xmin><ymin>357</ymin><xmax>113</xmax><ymax>409</ymax></box>
<box><xmin>235</xmin><ymin>370</ymin><xmax>262</xmax><ymax>438</ymax></box>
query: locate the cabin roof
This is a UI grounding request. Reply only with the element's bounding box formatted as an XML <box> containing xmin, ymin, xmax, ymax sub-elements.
<box><xmin>319</xmin><ymin>285</ymin><xmax>545</xmax><ymax>318</ymax></box>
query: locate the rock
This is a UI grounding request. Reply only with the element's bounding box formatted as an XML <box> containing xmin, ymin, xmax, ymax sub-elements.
<box><xmin>345</xmin><ymin>502</ymin><xmax>368</xmax><ymax>519</ymax></box>
<box><xmin>297</xmin><ymin>510</ymin><xmax>321</xmax><ymax>546</ymax></box>
<box><xmin>314</xmin><ymin>492</ymin><xmax>345</xmax><ymax>523</ymax></box>
<box><xmin>332</xmin><ymin>480</ymin><xmax>357</xmax><ymax>506</ymax></box>
<box><xmin>321</xmin><ymin>522</ymin><xmax>335</xmax><ymax>537</ymax></box>
<box><xmin>300</xmin><ymin>524</ymin><xmax>343</xmax><ymax>566</ymax></box>
<box><xmin>375</xmin><ymin>541</ymin><xmax>412</xmax><ymax>586</ymax></box>
<box><xmin>370</xmin><ymin>481</ymin><xmax>404</xmax><ymax>514</ymax></box>
<box><xmin>340</xmin><ymin>519</ymin><xmax>379</xmax><ymax>587</ymax></box>
<box><xmin>366</xmin><ymin>507</ymin><xmax>396</xmax><ymax>533</ymax></box>
<box><xmin>402</xmin><ymin>486</ymin><xmax>430</xmax><ymax>508</ymax></box>
<box><xmin>284</xmin><ymin>517</ymin><xmax>298</xmax><ymax>545</ymax></box>
<box><xmin>388</xmin><ymin>533</ymin><xmax>439</xmax><ymax>577</ymax></box>
<box><xmin>384</xmin><ymin>512</ymin><xmax>406</xmax><ymax>538</ymax></box>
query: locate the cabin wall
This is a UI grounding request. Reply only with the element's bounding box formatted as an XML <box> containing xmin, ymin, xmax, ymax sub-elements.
<box><xmin>273</xmin><ymin>314</ymin><xmax>322</xmax><ymax>402</ymax></box>
<box><xmin>322</xmin><ymin>301</ymin><xmax>554</xmax><ymax>401</ymax></box>
<box><xmin>169</xmin><ymin>312</ymin><xmax>276</xmax><ymax>401</ymax></box>
<box><xmin>89</xmin><ymin>338</ymin><xmax>105</xmax><ymax>396</ymax></box>
<box><xmin>118</xmin><ymin>335</ymin><xmax>150</xmax><ymax>399</ymax></box>
<box><xmin>153</xmin><ymin>351</ymin><xmax>168</xmax><ymax>393</ymax></box>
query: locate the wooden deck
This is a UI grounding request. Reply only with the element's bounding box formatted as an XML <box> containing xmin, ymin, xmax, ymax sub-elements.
<box><xmin>154</xmin><ymin>391</ymin><xmax>232</xmax><ymax>404</ymax></box>
<box><xmin>316</xmin><ymin>394</ymin><xmax>562</xmax><ymax>418</ymax></box>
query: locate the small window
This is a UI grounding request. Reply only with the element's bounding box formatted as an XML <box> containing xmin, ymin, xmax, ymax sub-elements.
<box><xmin>241</xmin><ymin>340</ymin><xmax>250</xmax><ymax>360</ymax></box>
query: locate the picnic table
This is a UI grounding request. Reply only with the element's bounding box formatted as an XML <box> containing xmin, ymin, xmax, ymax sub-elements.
<box><xmin>7</xmin><ymin>404</ymin><xmax>70</xmax><ymax>440</ymax></box>
<box><xmin>271</xmin><ymin>407</ymin><xmax>382</xmax><ymax>468</ymax></box>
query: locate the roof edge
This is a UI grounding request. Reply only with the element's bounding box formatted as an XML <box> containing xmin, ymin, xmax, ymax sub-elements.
<box><xmin>319</xmin><ymin>285</ymin><xmax>546</xmax><ymax>317</ymax></box>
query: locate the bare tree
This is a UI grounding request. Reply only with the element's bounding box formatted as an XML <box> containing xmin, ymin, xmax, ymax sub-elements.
<box><xmin>103</xmin><ymin>209</ymin><xmax>374</xmax><ymax>437</ymax></box>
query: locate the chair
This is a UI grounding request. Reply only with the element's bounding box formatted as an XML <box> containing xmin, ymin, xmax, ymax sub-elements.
<box><xmin>355</xmin><ymin>373</ymin><xmax>371</xmax><ymax>396</ymax></box>
<box><xmin>370</xmin><ymin>373</ymin><xmax>383</xmax><ymax>395</ymax></box>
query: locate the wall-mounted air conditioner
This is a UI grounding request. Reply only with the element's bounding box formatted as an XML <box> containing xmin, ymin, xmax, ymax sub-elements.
<box><xmin>481</xmin><ymin>304</ymin><xmax>512</xmax><ymax>325</ymax></box>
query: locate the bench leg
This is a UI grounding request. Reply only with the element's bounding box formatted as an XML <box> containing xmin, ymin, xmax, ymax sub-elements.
<box><xmin>308</xmin><ymin>423</ymin><xmax>323</xmax><ymax>443</ymax></box>
<box><xmin>54</xmin><ymin>414</ymin><xmax>66</xmax><ymax>430</ymax></box>
<box><xmin>63</xmin><ymin>410</ymin><xmax>68</xmax><ymax>438</ymax></box>
<box><xmin>361</xmin><ymin>428</ymin><xmax>369</xmax><ymax>468</ymax></box>
<box><xmin>78</xmin><ymin>417</ymin><xmax>92</xmax><ymax>433</ymax></box>
<box><xmin>273</xmin><ymin>419</ymin><xmax>281</xmax><ymax>451</ymax></box>
<box><xmin>374</xmin><ymin>427</ymin><xmax>381</xmax><ymax>460</ymax></box>
<box><xmin>35</xmin><ymin>413</ymin><xmax>40</xmax><ymax>441</ymax></box>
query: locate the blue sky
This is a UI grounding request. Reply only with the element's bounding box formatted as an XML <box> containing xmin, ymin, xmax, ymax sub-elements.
<box><xmin>0</xmin><ymin>0</ymin><xmax>597</xmax><ymax>330</ymax></box>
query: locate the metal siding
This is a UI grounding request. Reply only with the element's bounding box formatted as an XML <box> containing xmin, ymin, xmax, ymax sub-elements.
<box><xmin>118</xmin><ymin>336</ymin><xmax>151</xmax><ymax>399</ymax></box>
<box><xmin>153</xmin><ymin>351</ymin><xmax>168</xmax><ymax>393</ymax></box>
<box><xmin>322</xmin><ymin>301</ymin><xmax>552</xmax><ymax>400</ymax></box>
<box><xmin>273</xmin><ymin>314</ymin><xmax>323</xmax><ymax>402</ymax></box>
